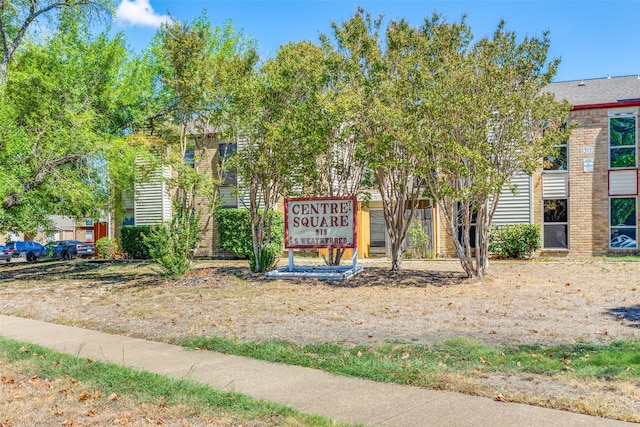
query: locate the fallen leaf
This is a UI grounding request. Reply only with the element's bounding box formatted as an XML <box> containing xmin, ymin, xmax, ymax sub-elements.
<box><xmin>28</xmin><ymin>375</ymin><xmax>39</xmax><ymax>384</ymax></box>
<box><xmin>86</xmin><ymin>410</ymin><xmax>96</xmax><ymax>417</ymax></box>
<box><xmin>62</xmin><ymin>420</ymin><xmax>74</xmax><ymax>426</ymax></box>
<box><xmin>401</xmin><ymin>352</ymin><xmax>410</xmax><ymax>360</ymax></box>
<box><xmin>108</xmin><ymin>393</ymin><xmax>120</xmax><ymax>401</ymax></box>
<box><xmin>78</xmin><ymin>391</ymin><xmax>90</xmax><ymax>401</ymax></box>
<box><xmin>494</xmin><ymin>393</ymin><xmax>509</xmax><ymax>402</ymax></box>
<box><xmin>116</xmin><ymin>416</ymin><xmax>129</xmax><ymax>426</ymax></box>
<box><xmin>18</xmin><ymin>347</ymin><xmax>29</xmax><ymax>354</ymax></box>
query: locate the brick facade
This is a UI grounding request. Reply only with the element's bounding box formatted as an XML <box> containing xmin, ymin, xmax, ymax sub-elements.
<box><xmin>193</xmin><ymin>136</ymin><xmax>220</xmax><ymax>258</ymax></box>
<box><xmin>563</xmin><ymin>108</ymin><xmax>609</xmax><ymax>255</ymax></box>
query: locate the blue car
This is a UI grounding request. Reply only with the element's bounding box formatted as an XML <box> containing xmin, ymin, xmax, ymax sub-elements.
<box><xmin>0</xmin><ymin>245</ymin><xmax>12</xmax><ymax>262</ymax></box>
<box><xmin>44</xmin><ymin>241</ymin><xmax>76</xmax><ymax>261</ymax></box>
<box><xmin>50</xmin><ymin>240</ymin><xmax>95</xmax><ymax>258</ymax></box>
<box><xmin>4</xmin><ymin>241</ymin><xmax>47</xmax><ymax>263</ymax></box>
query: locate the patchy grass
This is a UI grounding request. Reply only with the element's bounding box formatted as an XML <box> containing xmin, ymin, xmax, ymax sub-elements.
<box><xmin>3</xmin><ymin>258</ymin><xmax>640</xmax><ymax>421</ymax></box>
<box><xmin>181</xmin><ymin>336</ymin><xmax>640</xmax><ymax>422</ymax></box>
<box><xmin>181</xmin><ymin>336</ymin><xmax>640</xmax><ymax>382</ymax></box>
<box><xmin>0</xmin><ymin>337</ymin><xmax>352</xmax><ymax>427</ymax></box>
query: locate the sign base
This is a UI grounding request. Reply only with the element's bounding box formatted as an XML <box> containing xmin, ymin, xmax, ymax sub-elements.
<box><xmin>265</xmin><ymin>249</ymin><xmax>364</xmax><ymax>281</ymax></box>
<box><xmin>266</xmin><ymin>264</ymin><xmax>364</xmax><ymax>281</ymax></box>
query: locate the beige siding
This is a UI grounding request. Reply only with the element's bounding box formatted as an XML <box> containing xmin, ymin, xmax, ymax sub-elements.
<box><xmin>134</xmin><ymin>166</ymin><xmax>172</xmax><ymax>225</ymax></box>
<box><xmin>492</xmin><ymin>174</ymin><xmax>532</xmax><ymax>225</ymax></box>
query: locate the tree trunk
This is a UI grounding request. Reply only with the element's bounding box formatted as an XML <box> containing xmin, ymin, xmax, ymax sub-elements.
<box><xmin>389</xmin><ymin>239</ymin><xmax>403</xmax><ymax>272</ymax></box>
<box><xmin>0</xmin><ymin>60</ymin><xmax>7</xmax><ymax>85</ymax></box>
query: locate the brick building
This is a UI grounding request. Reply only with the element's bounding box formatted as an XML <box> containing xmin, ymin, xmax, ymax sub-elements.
<box><xmin>130</xmin><ymin>75</ymin><xmax>640</xmax><ymax>259</ymax></box>
<box><xmin>542</xmin><ymin>75</ymin><xmax>640</xmax><ymax>255</ymax></box>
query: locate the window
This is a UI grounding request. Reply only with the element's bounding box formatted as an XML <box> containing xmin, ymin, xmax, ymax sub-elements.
<box><xmin>543</xmin><ymin>142</ymin><xmax>568</xmax><ymax>171</ymax></box>
<box><xmin>456</xmin><ymin>201</ymin><xmax>477</xmax><ymax>249</ymax></box>
<box><xmin>543</xmin><ymin>199</ymin><xmax>568</xmax><ymax>248</ymax></box>
<box><xmin>219</xmin><ymin>142</ymin><xmax>237</xmax><ymax>185</ymax></box>
<box><xmin>184</xmin><ymin>149</ymin><xmax>195</xmax><ymax>168</ymax></box>
<box><xmin>609</xmin><ymin>115</ymin><xmax>637</xmax><ymax>169</ymax></box>
<box><xmin>610</xmin><ymin>197</ymin><xmax>637</xmax><ymax>249</ymax></box>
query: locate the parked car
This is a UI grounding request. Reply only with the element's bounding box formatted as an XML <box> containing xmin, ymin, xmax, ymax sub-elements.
<box><xmin>44</xmin><ymin>241</ymin><xmax>76</xmax><ymax>261</ymax></box>
<box><xmin>4</xmin><ymin>241</ymin><xmax>48</xmax><ymax>262</ymax></box>
<box><xmin>51</xmin><ymin>240</ymin><xmax>95</xmax><ymax>258</ymax></box>
<box><xmin>0</xmin><ymin>245</ymin><xmax>12</xmax><ymax>262</ymax></box>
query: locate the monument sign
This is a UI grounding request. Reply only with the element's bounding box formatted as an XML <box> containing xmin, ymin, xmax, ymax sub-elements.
<box><xmin>285</xmin><ymin>196</ymin><xmax>357</xmax><ymax>249</ymax></box>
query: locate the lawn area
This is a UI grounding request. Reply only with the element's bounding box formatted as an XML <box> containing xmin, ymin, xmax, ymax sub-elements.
<box><xmin>1</xmin><ymin>257</ymin><xmax>640</xmax><ymax>421</ymax></box>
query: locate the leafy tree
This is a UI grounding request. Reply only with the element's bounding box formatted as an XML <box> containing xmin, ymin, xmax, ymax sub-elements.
<box><xmin>421</xmin><ymin>19</ymin><xmax>571</xmax><ymax>278</ymax></box>
<box><xmin>146</xmin><ymin>14</ymin><xmax>253</xmax><ymax>271</ymax></box>
<box><xmin>0</xmin><ymin>11</ymin><xmax>152</xmax><ymax>235</ymax></box>
<box><xmin>227</xmin><ymin>40</ymin><xmax>353</xmax><ymax>272</ymax></box>
<box><xmin>0</xmin><ymin>0</ymin><xmax>113</xmax><ymax>82</ymax></box>
<box><xmin>325</xmin><ymin>9</ymin><xmax>428</xmax><ymax>271</ymax></box>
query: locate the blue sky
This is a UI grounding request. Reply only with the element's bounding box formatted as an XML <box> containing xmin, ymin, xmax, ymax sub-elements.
<box><xmin>114</xmin><ymin>1</ymin><xmax>640</xmax><ymax>82</ymax></box>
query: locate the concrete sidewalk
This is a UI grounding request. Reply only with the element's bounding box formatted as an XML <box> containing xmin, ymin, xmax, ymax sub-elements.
<box><xmin>0</xmin><ymin>315</ymin><xmax>634</xmax><ymax>427</ymax></box>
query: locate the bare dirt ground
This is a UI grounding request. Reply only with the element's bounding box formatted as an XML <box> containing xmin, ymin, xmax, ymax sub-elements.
<box><xmin>1</xmin><ymin>257</ymin><xmax>640</xmax><ymax>422</ymax></box>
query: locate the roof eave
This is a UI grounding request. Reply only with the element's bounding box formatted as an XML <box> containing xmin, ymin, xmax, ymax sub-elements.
<box><xmin>573</xmin><ymin>100</ymin><xmax>640</xmax><ymax>111</ymax></box>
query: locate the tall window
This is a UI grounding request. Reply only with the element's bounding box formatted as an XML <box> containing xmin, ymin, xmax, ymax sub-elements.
<box><xmin>219</xmin><ymin>142</ymin><xmax>237</xmax><ymax>185</ymax></box>
<box><xmin>543</xmin><ymin>199</ymin><xmax>568</xmax><ymax>248</ymax></box>
<box><xmin>456</xmin><ymin>201</ymin><xmax>477</xmax><ymax>249</ymax></box>
<box><xmin>610</xmin><ymin>197</ymin><xmax>637</xmax><ymax>249</ymax></box>
<box><xmin>542</xmin><ymin>128</ymin><xmax>568</xmax><ymax>249</ymax></box>
<box><xmin>609</xmin><ymin>115</ymin><xmax>637</xmax><ymax>169</ymax></box>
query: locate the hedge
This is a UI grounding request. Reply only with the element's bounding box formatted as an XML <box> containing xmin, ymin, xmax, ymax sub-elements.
<box><xmin>120</xmin><ymin>225</ymin><xmax>153</xmax><ymax>259</ymax></box>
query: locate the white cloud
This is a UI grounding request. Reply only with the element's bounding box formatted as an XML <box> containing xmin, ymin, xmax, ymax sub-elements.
<box><xmin>116</xmin><ymin>0</ymin><xmax>171</xmax><ymax>27</ymax></box>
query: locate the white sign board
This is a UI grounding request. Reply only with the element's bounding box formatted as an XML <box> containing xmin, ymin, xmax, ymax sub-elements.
<box><xmin>584</xmin><ymin>158</ymin><xmax>594</xmax><ymax>172</ymax></box>
<box><xmin>284</xmin><ymin>196</ymin><xmax>357</xmax><ymax>249</ymax></box>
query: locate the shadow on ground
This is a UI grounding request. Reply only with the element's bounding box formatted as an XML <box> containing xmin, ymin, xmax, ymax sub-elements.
<box><xmin>326</xmin><ymin>267</ymin><xmax>468</xmax><ymax>288</ymax></box>
<box><xmin>0</xmin><ymin>260</ymin><xmax>159</xmax><ymax>287</ymax></box>
<box><xmin>605</xmin><ymin>305</ymin><xmax>640</xmax><ymax>328</ymax></box>
<box><xmin>196</xmin><ymin>265</ymin><xmax>468</xmax><ymax>288</ymax></box>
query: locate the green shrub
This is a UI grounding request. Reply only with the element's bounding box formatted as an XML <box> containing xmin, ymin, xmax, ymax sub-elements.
<box><xmin>407</xmin><ymin>220</ymin><xmax>432</xmax><ymax>259</ymax></box>
<box><xmin>143</xmin><ymin>209</ymin><xmax>201</xmax><ymax>278</ymax></box>
<box><xmin>95</xmin><ymin>237</ymin><xmax>119</xmax><ymax>260</ymax></box>
<box><xmin>489</xmin><ymin>224</ymin><xmax>541</xmax><ymax>259</ymax></box>
<box><xmin>215</xmin><ymin>209</ymin><xmax>253</xmax><ymax>257</ymax></box>
<box><xmin>215</xmin><ymin>208</ymin><xmax>284</xmax><ymax>272</ymax></box>
<box><xmin>120</xmin><ymin>225</ymin><xmax>153</xmax><ymax>259</ymax></box>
